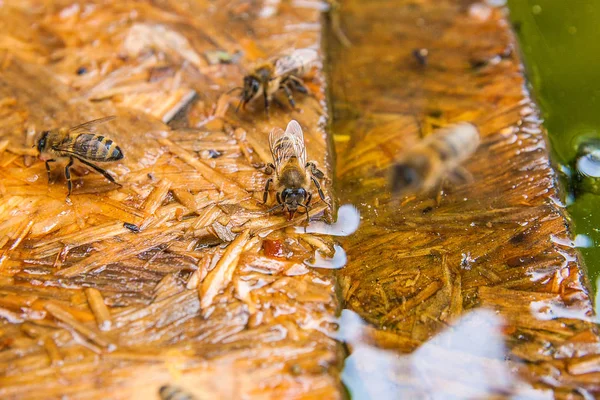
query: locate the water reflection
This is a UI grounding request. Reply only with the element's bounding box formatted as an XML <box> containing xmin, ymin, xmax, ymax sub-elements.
<box><xmin>298</xmin><ymin>205</ymin><xmax>358</xmax><ymax>270</ymax></box>
<box><xmin>551</xmin><ymin>233</ymin><xmax>594</xmax><ymax>249</ymax></box>
<box><xmin>337</xmin><ymin>309</ymin><xmax>552</xmax><ymax>400</ymax></box>
<box><xmin>297</xmin><ymin>204</ymin><xmax>360</xmax><ymax>236</ymax></box>
<box><xmin>305</xmin><ymin>244</ymin><xmax>347</xmax><ymax>269</ymax></box>
<box><xmin>574</xmin><ymin>234</ymin><xmax>593</xmax><ymax>248</ymax></box>
<box><xmin>573</xmin><ymin>138</ymin><xmax>600</xmax><ymax>198</ymax></box>
<box><xmin>576</xmin><ymin>138</ymin><xmax>600</xmax><ymax>178</ymax></box>
<box><xmin>530</xmin><ymin>299</ymin><xmax>594</xmax><ymax>323</ymax></box>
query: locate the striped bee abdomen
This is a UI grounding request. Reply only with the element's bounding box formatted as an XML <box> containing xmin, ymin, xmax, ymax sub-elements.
<box><xmin>75</xmin><ymin>134</ymin><xmax>123</xmax><ymax>162</ymax></box>
<box><xmin>159</xmin><ymin>385</ymin><xmax>196</xmax><ymax>400</ymax></box>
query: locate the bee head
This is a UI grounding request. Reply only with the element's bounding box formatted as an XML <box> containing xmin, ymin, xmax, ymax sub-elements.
<box><xmin>281</xmin><ymin>188</ymin><xmax>307</xmax><ymax>219</ymax></box>
<box><xmin>241</xmin><ymin>75</ymin><xmax>261</xmax><ymax>104</ymax></box>
<box><xmin>36</xmin><ymin>131</ymin><xmax>50</xmax><ymax>155</ymax></box>
<box><xmin>390</xmin><ymin>163</ymin><xmax>420</xmax><ymax>195</ymax></box>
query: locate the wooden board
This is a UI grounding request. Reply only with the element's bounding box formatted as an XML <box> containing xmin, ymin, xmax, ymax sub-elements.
<box><xmin>0</xmin><ymin>1</ymin><xmax>341</xmax><ymax>399</ymax></box>
<box><xmin>329</xmin><ymin>0</ymin><xmax>600</xmax><ymax>398</ymax></box>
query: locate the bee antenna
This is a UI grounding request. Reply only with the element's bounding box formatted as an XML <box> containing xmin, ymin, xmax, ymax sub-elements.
<box><xmin>266</xmin><ymin>203</ymin><xmax>284</xmax><ymax>213</ymax></box>
<box><xmin>226</xmin><ymin>86</ymin><xmax>243</xmax><ymax>95</ymax></box>
<box><xmin>235</xmin><ymin>97</ymin><xmax>244</xmax><ymax>113</ymax></box>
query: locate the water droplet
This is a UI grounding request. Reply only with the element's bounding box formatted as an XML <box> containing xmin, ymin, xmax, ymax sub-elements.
<box><xmin>296</xmin><ymin>204</ymin><xmax>360</xmax><ymax>236</ymax></box>
<box><xmin>305</xmin><ymin>244</ymin><xmax>347</xmax><ymax>270</ymax></box>
<box><xmin>574</xmin><ymin>234</ymin><xmax>593</xmax><ymax>248</ymax></box>
<box><xmin>576</xmin><ymin>152</ymin><xmax>600</xmax><ymax>177</ymax></box>
<box><xmin>532</xmin><ymin>5</ymin><xmax>542</xmax><ymax>14</ymax></box>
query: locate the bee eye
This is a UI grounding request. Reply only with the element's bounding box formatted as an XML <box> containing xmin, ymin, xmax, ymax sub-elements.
<box><xmin>251</xmin><ymin>80</ymin><xmax>260</xmax><ymax>93</ymax></box>
<box><xmin>282</xmin><ymin>188</ymin><xmax>292</xmax><ymax>200</ymax></box>
<box><xmin>391</xmin><ymin>164</ymin><xmax>418</xmax><ymax>193</ymax></box>
<box><xmin>37</xmin><ymin>131</ymin><xmax>49</xmax><ymax>153</ymax></box>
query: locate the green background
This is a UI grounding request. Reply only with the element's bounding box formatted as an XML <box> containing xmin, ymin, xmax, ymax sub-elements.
<box><xmin>508</xmin><ymin>0</ymin><xmax>600</xmax><ymax>302</ymax></box>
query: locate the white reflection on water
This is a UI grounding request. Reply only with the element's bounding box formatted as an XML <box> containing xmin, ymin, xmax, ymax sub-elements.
<box><xmin>576</xmin><ymin>148</ymin><xmax>600</xmax><ymax>178</ymax></box>
<box><xmin>297</xmin><ymin>204</ymin><xmax>360</xmax><ymax>236</ymax></box>
<box><xmin>530</xmin><ymin>299</ymin><xmax>595</xmax><ymax>322</ymax></box>
<box><xmin>305</xmin><ymin>244</ymin><xmax>347</xmax><ymax>269</ymax></box>
<box><xmin>337</xmin><ymin>309</ymin><xmax>552</xmax><ymax>400</ymax></box>
<box><xmin>574</xmin><ymin>234</ymin><xmax>594</xmax><ymax>248</ymax></box>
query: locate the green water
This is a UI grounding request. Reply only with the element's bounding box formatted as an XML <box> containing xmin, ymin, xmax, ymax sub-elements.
<box><xmin>508</xmin><ymin>0</ymin><xmax>600</xmax><ymax>298</ymax></box>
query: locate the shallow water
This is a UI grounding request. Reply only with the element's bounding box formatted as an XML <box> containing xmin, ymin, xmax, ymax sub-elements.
<box><xmin>326</xmin><ymin>0</ymin><xmax>600</xmax><ymax>397</ymax></box>
<box><xmin>337</xmin><ymin>309</ymin><xmax>552</xmax><ymax>399</ymax></box>
<box><xmin>507</xmin><ymin>0</ymin><xmax>600</xmax><ymax>297</ymax></box>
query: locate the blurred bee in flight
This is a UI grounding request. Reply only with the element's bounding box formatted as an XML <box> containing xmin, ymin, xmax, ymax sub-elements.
<box><xmin>36</xmin><ymin>116</ymin><xmax>123</xmax><ymax>196</ymax></box>
<box><xmin>264</xmin><ymin>120</ymin><xmax>329</xmax><ymax>221</ymax></box>
<box><xmin>236</xmin><ymin>48</ymin><xmax>319</xmax><ymax>117</ymax></box>
<box><xmin>159</xmin><ymin>384</ymin><xmax>198</xmax><ymax>400</ymax></box>
<box><xmin>390</xmin><ymin>122</ymin><xmax>480</xmax><ymax>200</ymax></box>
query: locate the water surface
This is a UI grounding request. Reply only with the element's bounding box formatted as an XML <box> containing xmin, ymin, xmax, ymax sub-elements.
<box><xmin>507</xmin><ymin>0</ymin><xmax>600</xmax><ymax>296</ymax></box>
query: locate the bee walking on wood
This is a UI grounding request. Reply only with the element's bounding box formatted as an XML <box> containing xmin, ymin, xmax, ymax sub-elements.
<box><xmin>159</xmin><ymin>384</ymin><xmax>198</xmax><ymax>400</ymax></box>
<box><xmin>237</xmin><ymin>48</ymin><xmax>318</xmax><ymax>117</ymax></box>
<box><xmin>390</xmin><ymin>122</ymin><xmax>480</xmax><ymax>199</ymax></box>
<box><xmin>264</xmin><ymin>120</ymin><xmax>329</xmax><ymax>221</ymax></box>
<box><xmin>36</xmin><ymin>116</ymin><xmax>123</xmax><ymax>196</ymax></box>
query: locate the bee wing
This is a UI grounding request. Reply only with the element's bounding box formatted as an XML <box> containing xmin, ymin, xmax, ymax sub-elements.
<box><xmin>273</xmin><ymin>48</ymin><xmax>318</xmax><ymax>78</ymax></box>
<box><xmin>269</xmin><ymin>120</ymin><xmax>307</xmax><ymax>174</ymax></box>
<box><xmin>67</xmin><ymin>116</ymin><xmax>116</xmax><ymax>136</ymax></box>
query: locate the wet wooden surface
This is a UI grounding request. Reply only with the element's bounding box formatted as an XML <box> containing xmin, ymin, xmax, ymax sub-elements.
<box><xmin>0</xmin><ymin>1</ymin><xmax>340</xmax><ymax>399</ymax></box>
<box><xmin>330</xmin><ymin>0</ymin><xmax>600</xmax><ymax>398</ymax></box>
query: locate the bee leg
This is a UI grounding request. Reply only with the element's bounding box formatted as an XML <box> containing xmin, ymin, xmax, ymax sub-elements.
<box><xmin>45</xmin><ymin>159</ymin><xmax>55</xmax><ymax>183</ymax></box>
<box><xmin>267</xmin><ymin>192</ymin><xmax>284</xmax><ymax>214</ymax></box>
<box><xmin>311</xmin><ymin>176</ymin><xmax>331</xmax><ymax>207</ymax></box>
<box><xmin>75</xmin><ymin>156</ymin><xmax>121</xmax><ymax>187</ymax></box>
<box><xmin>65</xmin><ymin>157</ymin><xmax>74</xmax><ymax>196</ymax></box>
<box><xmin>282</xmin><ymin>84</ymin><xmax>296</xmax><ymax>109</ymax></box>
<box><xmin>236</xmin><ymin>97</ymin><xmax>245</xmax><ymax>113</ymax></box>
<box><xmin>264</xmin><ymin>163</ymin><xmax>275</xmax><ymax>175</ymax></box>
<box><xmin>266</xmin><ymin>203</ymin><xmax>284</xmax><ymax>213</ymax></box>
<box><xmin>303</xmin><ymin>193</ymin><xmax>313</xmax><ymax>223</ymax></box>
<box><xmin>306</xmin><ymin>162</ymin><xmax>325</xmax><ymax>179</ymax></box>
<box><xmin>450</xmin><ymin>166</ymin><xmax>473</xmax><ymax>185</ymax></box>
<box><xmin>263</xmin><ymin>91</ymin><xmax>270</xmax><ymax>119</ymax></box>
<box><xmin>263</xmin><ymin>178</ymin><xmax>273</xmax><ymax>204</ymax></box>
<box><xmin>288</xmin><ymin>76</ymin><xmax>308</xmax><ymax>94</ymax></box>
<box><xmin>435</xmin><ymin>178</ymin><xmax>448</xmax><ymax>206</ymax></box>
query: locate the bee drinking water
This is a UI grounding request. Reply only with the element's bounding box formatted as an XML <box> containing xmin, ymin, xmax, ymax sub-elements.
<box><xmin>390</xmin><ymin>122</ymin><xmax>480</xmax><ymax>198</ymax></box>
<box><xmin>36</xmin><ymin>116</ymin><xmax>123</xmax><ymax>195</ymax></box>
<box><xmin>264</xmin><ymin>120</ymin><xmax>329</xmax><ymax>220</ymax></box>
<box><xmin>237</xmin><ymin>48</ymin><xmax>318</xmax><ymax>117</ymax></box>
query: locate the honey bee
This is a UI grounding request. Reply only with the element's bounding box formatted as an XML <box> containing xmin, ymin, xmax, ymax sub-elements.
<box><xmin>390</xmin><ymin>122</ymin><xmax>480</xmax><ymax>197</ymax></box>
<box><xmin>159</xmin><ymin>385</ymin><xmax>198</xmax><ymax>400</ymax></box>
<box><xmin>264</xmin><ymin>120</ymin><xmax>329</xmax><ymax>220</ymax></box>
<box><xmin>36</xmin><ymin>116</ymin><xmax>123</xmax><ymax>195</ymax></box>
<box><xmin>237</xmin><ymin>48</ymin><xmax>318</xmax><ymax>117</ymax></box>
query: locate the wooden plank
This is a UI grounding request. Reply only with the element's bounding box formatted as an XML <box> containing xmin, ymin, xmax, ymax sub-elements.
<box><xmin>0</xmin><ymin>0</ymin><xmax>340</xmax><ymax>398</ymax></box>
<box><xmin>330</xmin><ymin>0</ymin><xmax>600</xmax><ymax>397</ymax></box>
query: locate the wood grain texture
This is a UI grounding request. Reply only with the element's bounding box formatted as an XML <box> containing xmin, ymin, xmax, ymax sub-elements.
<box><xmin>329</xmin><ymin>0</ymin><xmax>600</xmax><ymax>397</ymax></box>
<box><xmin>0</xmin><ymin>1</ymin><xmax>340</xmax><ymax>399</ymax></box>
